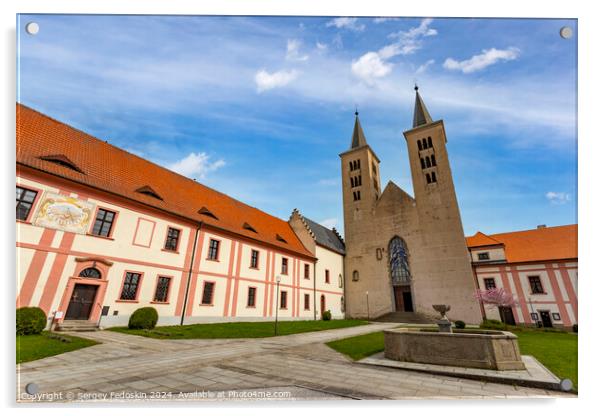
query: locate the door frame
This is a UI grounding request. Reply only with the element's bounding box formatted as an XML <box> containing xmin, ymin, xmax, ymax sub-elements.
<box><xmin>56</xmin><ymin>259</ymin><xmax>111</xmax><ymax>323</ymax></box>
<box><xmin>538</xmin><ymin>310</ymin><xmax>554</xmax><ymax>328</ymax></box>
<box><xmin>393</xmin><ymin>284</ymin><xmax>413</xmax><ymax>312</ymax></box>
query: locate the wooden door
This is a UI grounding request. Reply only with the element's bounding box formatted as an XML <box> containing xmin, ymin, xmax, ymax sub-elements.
<box><xmin>65</xmin><ymin>284</ymin><xmax>98</xmax><ymax>320</ymax></box>
<box><xmin>540</xmin><ymin>311</ymin><xmax>553</xmax><ymax>328</ymax></box>
<box><xmin>393</xmin><ymin>286</ymin><xmax>404</xmax><ymax>311</ymax></box>
<box><xmin>498</xmin><ymin>306</ymin><xmax>516</xmax><ymax>325</ymax></box>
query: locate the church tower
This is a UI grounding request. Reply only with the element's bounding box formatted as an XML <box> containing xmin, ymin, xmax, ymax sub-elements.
<box><xmin>401</xmin><ymin>86</ymin><xmax>481</xmax><ymax>322</ymax></box>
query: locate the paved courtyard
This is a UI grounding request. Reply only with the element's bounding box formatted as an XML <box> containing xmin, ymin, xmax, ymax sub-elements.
<box><xmin>17</xmin><ymin>323</ymin><xmax>575</xmax><ymax>402</ymax></box>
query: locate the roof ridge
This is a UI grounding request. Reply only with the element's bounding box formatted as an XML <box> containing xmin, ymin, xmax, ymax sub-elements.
<box><xmin>488</xmin><ymin>224</ymin><xmax>577</xmax><ymax>238</ymax></box>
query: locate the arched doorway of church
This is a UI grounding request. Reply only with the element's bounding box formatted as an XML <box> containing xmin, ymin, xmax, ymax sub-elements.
<box><xmin>389</xmin><ymin>237</ymin><xmax>414</xmax><ymax>312</ymax></box>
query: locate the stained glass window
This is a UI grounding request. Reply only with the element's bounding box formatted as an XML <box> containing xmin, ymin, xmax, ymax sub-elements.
<box><xmin>389</xmin><ymin>237</ymin><xmax>411</xmax><ymax>284</ymax></box>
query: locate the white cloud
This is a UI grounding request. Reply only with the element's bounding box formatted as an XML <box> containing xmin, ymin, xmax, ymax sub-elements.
<box><xmin>351</xmin><ymin>18</ymin><xmax>438</xmax><ymax>84</ymax></box>
<box><xmin>317</xmin><ymin>178</ymin><xmax>338</xmax><ymax>186</ymax></box>
<box><xmin>316</xmin><ymin>42</ymin><xmax>328</xmax><ymax>52</ymax></box>
<box><xmin>545</xmin><ymin>192</ymin><xmax>570</xmax><ymax>205</ymax></box>
<box><xmin>319</xmin><ymin>218</ymin><xmax>338</xmax><ymax>229</ymax></box>
<box><xmin>254</xmin><ymin>69</ymin><xmax>299</xmax><ymax>93</ymax></box>
<box><xmin>351</xmin><ymin>52</ymin><xmax>393</xmax><ymax>83</ymax></box>
<box><xmin>286</xmin><ymin>39</ymin><xmax>309</xmax><ymax>61</ymax></box>
<box><xmin>416</xmin><ymin>59</ymin><xmax>435</xmax><ymax>74</ymax></box>
<box><xmin>326</xmin><ymin>17</ymin><xmax>365</xmax><ymax>32</ymax></box>
<box><xmin>168</xmin><ymin>152</ymin><xmax>225</xmax><ymax>179</ymax></box>
<box><xmin>443</xmin><ymin>47</ymin><xmax>520</xmax><ymax>74</ymax></box>
<box><xmin>373</xmin><ymin>17</ymin><xmax>399</xmax><ymax>24</ymax></box>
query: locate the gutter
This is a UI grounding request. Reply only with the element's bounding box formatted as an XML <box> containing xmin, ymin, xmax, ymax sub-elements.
<box><xmin>180</xmin><ymin>221</ymin><xmax>202</xmax><ymax>325</ymax></box>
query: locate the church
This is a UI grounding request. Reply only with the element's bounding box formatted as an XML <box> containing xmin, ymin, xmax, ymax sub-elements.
<box><xmin>340</xmin><ymin>87</ymin><xmax>482</xmax><ymax>324</ymax></box>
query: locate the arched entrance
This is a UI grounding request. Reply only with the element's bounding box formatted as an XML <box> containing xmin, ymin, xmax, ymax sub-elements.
<box><xmin>389</xmin><ymin>237</ymin><xmax>413</xmax><ymax>312</ymax></box>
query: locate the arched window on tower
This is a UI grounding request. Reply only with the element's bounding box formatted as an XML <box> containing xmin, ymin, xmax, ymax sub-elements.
<box><xmin>417</xmin><ymin>140</ymin><xmax>422</xmax><ymax>151</ymax></box>
<box><xmin>420</xmin><ymin>158</ymin><xmax>426</xmax><ymax>169</ymax></box>
<box><xmin>358</xmin><ymin>175</ymin><xmax>362</xmax><ymax>186</ymax></box>
<box><xmin>422</xmin><ymin>138</ymin><xmax>427</xmax><ymax>149</ymax></box>
<box><xmin>350</xmin><ymin>177</ymin><xmax>354</xmax><ymax>187</ymax></box>
<box><xmin>352</xmin><ymin>270</ymin><xmax>359</xmax><ymax>281</ymax></box>
<box><xmin>431</xmin><ymin>154</ymin><xmax>436</xmax><ymax>166</ymax></box>
<box><xmin>349</xmin><ymin>161</ymin><xmax>353</xmax><ymax>171</ymax></box>
<box><xmin>426</xmin><ymin>173</ymin><xmax>432</xmax><ymax>184</ymax></box>
<box><xmin>428</xmin><ymin>137</ymin><xmax>433</xmax><ymax>148</ymax></box>
<box><xmin>431</xmin><ymin>172</ymin><xmax>437</xmax><ymax>183</ymax></box>
<box><xmin>357</xmin><ymin>160</ymin><xmax>361</xmax><ymax>169</ymax></box>
<box><xmin>389</xmin><ymin>237</ymin><xmax>411</xmax><ymax>285</ymax></box>
<box><xmin>425</xmin><ymin>157</ymin><xmax>431</xmax><ymax>168</ymax></box>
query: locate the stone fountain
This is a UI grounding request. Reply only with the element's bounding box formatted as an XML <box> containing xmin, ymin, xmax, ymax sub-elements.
<box><xmin>383</xmin><ymin>304</ymin><xmax>525</xmax><ymax>370</ymax></box>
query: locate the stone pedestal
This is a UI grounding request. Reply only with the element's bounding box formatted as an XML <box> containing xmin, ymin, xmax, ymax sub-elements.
<box><xmin>436</xmin><ymin>319</ymin><xmax>452</xmax><ymax>333</ymax></box>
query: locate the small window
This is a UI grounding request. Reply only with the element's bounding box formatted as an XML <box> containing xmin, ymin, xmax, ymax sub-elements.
<box><xmin>325</xmin><ymin>269</ymin><xmax>330</xmax><ymax>284</ymax></box>
<box><xmin>201</xmin><ymin>281</ymin><xmax>215</xmax><ymax>305</ymax></box>
<box><xmin>281</xmin><ymin>258</ymin><xmax>288</xmax><ymax>275</ymax></box>
<box><xmin>483</xmin><ymin>278</ymin><xmax>496</xmax><ymax>290</ymax></box>
<box><xmin>247</xmin><ymin>287</ymin><xmax>257</xmax><ymax>307</ymax></box>
<box><xmin>422</xmin><ymin>138</ymin><xmax>427</xmax><ymax>149</ymax></box>
<box><xmin>357</xmin><ymin>160</ymin><xmax>361</xmax><ymax>169</ymax></box>
<box><xmin>431</xmin><ymin>172</ymin><xmax>437</xmax><ymax>183</ymax></box>
<box><xmin>16</xmin><ymin>186</ymin><xmax>38</xmax><ymax>221</ymax></box>
<box><xmin>276</xmin><ymin>234</ymin><xmax>288</xmax><ymax>243</ymax></box>
<box><xmin>304</xmin><ymin>293</ymin><xmax>310</xmax><ymax>310</ymax></box>
<box><xmin>164</xmin><ymin>227</ymin><xmax>180</xmax><ymax>251</ymax></box>
<box><xmin>350</xmin><ymin>177</ymin><xmax>354</xmax><ymax>187</ymax></box>
<box><xmin>39</xmin><ymin>154</ymin><xmax>83</xmax><ymax>173</ymax></box>
<box><xmin>417</xmin><ymin>140</ymin><xmax>423</xmax><ymax>151</ymax></box>
<box><xmin>352</xmin><ymin>270</ymin><xmax>359</xmax><ymax>281</ymax></box>
<box><xmin>207</xmin><ymin>239</ymin><xmax>220</xmax><ymax>260</ymax></box>
<box><xmin>243</xmin><ymin>222</ymin><xmax>257</xmax><ymax>233</ymax></box>
<box><xmin>198</xmin><ymin>206</ymin><xmax>219</xmax><ymax>220</ymax></box>
<box><xmin>154</xmin><ymin>276</ymin><xmax>171</xmax><ymax>302</ymax></box>
<box><xmin>250</xmin><ymin>249</ymin><xmax>259</xmax><ymax>268</ymax></box>
<box><xmin>349</xmin><ymin>161</ymin><xmax>353</xmax><ymax>171</ymax></box>
<box><xmin>79</xmin><ymin>267</ymin><xmax>101</xmax><ymax>279</ymax></box>
<box><xmin>427</xmin><ymin>136</ymin><xmax>433</xmax><ymax>148</ymax></box>
<box><xmin>430</xmin><ymin>154</ymin><xmax>437</xmax><ymax>167</ymax></box>
<box><xmin>426</xmin><ymin>173</ymin><xmax>432</xmax><ymax>184</ymax></box>
<box><xmin>341</xmin><ymin>296</ymin><xmax>345</xmax><ymax>312</ymax></box>
<box><xmin>425</xmin><ymin>157</ymin><xmax>431</xmax><ymax>168</ymax></box>
<box><xmin>478</xmin><ymin>252</ymin><xmax>490</xmax><ymax>261</ymax></box>
<box><xmin>304</xmin><ymin>264</ymin><xmax>310</xmax><ymax>279</ymax></box>
<box><xmin>135</xmin><ymin>185</ymin><xmax>163</xmax><ymax>201</ymax></box>
<box><xmin>420</xmin><ymin>158</ymin><xmax>426</xmax><ymax>169</ymax></box>
<box><xmin>120</xmin><ymin>272</ymin><xmax>141</xmax><ymax>300</ymax></box>
<box><xmin>92</xmin><ymin>208</ymin><xmax>116</xmax><ymax>237</ymax></box>
<box><xmin>280</xmin><ymin>290</ymin><xmax>288</xmax><ymax>309</ymax></box>
<box><xmin>529</xmin><ymin>276</ymin><xmax>545</xmax><ymax>294</ymax></box>
<box><xmin>338</xmin><ymin>274</ymin><xmax>343</xmax><ymax>288</ymax></box>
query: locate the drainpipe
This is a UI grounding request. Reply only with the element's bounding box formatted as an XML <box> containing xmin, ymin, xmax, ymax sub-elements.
<box><xmin>180</xmin><ymin>222</ymin><xmax>202</xmax><ymax>326</ymax></box>
<box><xmin>341</xmin><ymin>253</ymin><xmax>347</xmax><ymax>319</ymax></box>
<box><xmin>313</xmin><ymin>259</ymin><xmax>317</xmax><ymax>320</ymax></box>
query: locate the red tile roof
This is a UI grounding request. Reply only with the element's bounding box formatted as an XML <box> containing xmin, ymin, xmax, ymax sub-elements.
<box><xmin>466</xmin><ymin>224</ymin><xmax>577</xmax><ymax>263</ymax></box>
<box><xmin>16</xmin><ymin>103</ymin><xmax>313</xmax><ymax>258</ymax></box>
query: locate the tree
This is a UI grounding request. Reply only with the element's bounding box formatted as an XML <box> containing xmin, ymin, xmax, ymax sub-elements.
<box><xmin>474</xmin><ymin>288</ymin><xmax>519</xmax><ymax>325</ymax></box>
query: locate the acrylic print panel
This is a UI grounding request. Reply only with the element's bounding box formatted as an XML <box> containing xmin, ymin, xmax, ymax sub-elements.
<box><xmin>16</xmin><ymin>14</ymin><xmax>577</xmax><ymax>403</ymax></box>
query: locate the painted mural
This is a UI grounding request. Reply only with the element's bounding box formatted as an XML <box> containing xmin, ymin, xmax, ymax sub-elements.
<box><xmin>33</xmin><ymin>192</ymin><xmax>94</xmax><ymax>234</ymax></box>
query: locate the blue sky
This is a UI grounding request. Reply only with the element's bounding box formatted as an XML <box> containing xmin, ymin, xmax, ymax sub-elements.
<box><xmin>17</xmin><ymin>15</ymin><xmax>577</xmax><ymax>236</ymax></box>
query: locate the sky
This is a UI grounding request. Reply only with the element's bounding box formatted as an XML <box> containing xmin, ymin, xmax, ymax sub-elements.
<box><xmin>16</xmin><ymin>15</ymin><xmax>577</xmax><ymax>236</ymax></box>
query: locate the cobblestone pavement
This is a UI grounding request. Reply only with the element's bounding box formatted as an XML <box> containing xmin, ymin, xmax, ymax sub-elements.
<box><xmin>16</xmin><ymin>323</ymin><xmax>575</xmax><ymax>402</ymax></box>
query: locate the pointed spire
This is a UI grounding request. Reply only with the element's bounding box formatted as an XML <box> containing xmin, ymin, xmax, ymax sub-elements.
<box><xmin>350</xmin><ymin>110</ymin><xmax>368</xmax><ymax>149</ymax></box>
<box><xmin>412</xmin><ymin>84</ymin><xmax>433</xmax><ymax>128</ymax></box>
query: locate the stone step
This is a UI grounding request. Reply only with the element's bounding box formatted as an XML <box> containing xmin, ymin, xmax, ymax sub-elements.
<box><xmin>56</xmin><ymin>321</ymin><xmax>99</xmax><ymax>332</ymax></box>
<box><xmin>373</xmin><ymin>312</ymin><xmax>435</xmax><ymax>324</ymax></box>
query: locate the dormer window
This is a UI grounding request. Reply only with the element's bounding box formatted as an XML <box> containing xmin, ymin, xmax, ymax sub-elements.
<box><xmin>478</xmin><ymin>252</ymin><xmax>490</xmax><ymax>261</ymax></box>
<box><xmin>242</xmin><ymin>222</ymin><xmax>257</xmax><ymax>233</ymax></box>
<box><xmin>276</xmin><ymin>234</ymin><xmax>287</xmax><ymax>244</ymax></box>
<box><xmin>39</xmin><ymin>154</ymin><xmax>84</xmax><ymax>173</ymax></box>
<box><xmin>135</xmin><ymin>185</ymin><xmax>163</xmax><ymax>201</ymax></box>
<box><xmin>198</xmin><ymin>207</ymin><xmax>218</xmax><ymax>220</ymax></box>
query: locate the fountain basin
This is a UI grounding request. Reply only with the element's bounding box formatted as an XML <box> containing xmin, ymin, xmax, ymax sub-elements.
<box><xmin>384</xmin><ymin>328</ymin><xmax>526</xmax><ymax>370</ymax></box>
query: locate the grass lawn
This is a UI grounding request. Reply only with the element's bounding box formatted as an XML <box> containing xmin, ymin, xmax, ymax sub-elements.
<box><xmin>326</xmin><ymin>329</ymin><xmax>578</xmax><ymax>390</ymax></box>
<box><xmin>17</xmin><ymin>332</ymin><xmax>99</xmax><ymax>364</ymax></box>
<box><xmin>109</xmin><ymin>319</ymin><xmax>368</xmax><ymax>339</ymax></box>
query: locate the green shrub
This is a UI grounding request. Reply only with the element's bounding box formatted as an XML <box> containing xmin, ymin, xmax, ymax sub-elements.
<box><xmin>454</xmin><ymin>320</ymin><xmax>466</xmax><ymax>329</ymax></box>
<box><xmin>573</xmin><ymin>324</ymin><xmax>578</xmax><ymax>333</ymax></box>
<box><xmin>16</xmin><ymin>307</ymin><xmax>47</xmax><ymax>335</ymax></box>
<box><xmin>322</xmin><ymin>310</ymin><xmax>332</xmax><ymax>321</ymax></box>
<box><xmin>480</xmin><ymin>319</ymin><xmax>506</xmax><ymax>330</ymax></box>
<box><xmin>128</xmin><ymin>307</ymin><xmax>158</xmax><ymax>330</ymax></box>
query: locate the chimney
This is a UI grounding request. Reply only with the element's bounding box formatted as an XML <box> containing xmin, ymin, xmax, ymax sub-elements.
<box><xmin>537</xmin><ymin>224</ymin><xmax>546</xmax><ymax>229</ymax></box>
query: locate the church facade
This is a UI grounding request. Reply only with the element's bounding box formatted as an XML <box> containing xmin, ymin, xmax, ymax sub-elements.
<box><xmin>340</xmin><ymin>88</ymin><xmax>482</xmax><ymax>323</ymax></box>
